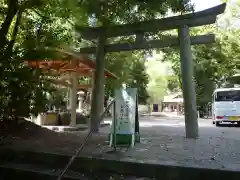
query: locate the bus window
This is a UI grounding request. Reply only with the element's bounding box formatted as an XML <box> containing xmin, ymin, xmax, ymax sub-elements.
<box><xmin>215</xmin><ymin>90</ymin><xmax>240</xmax><ymax>102</ymax></box>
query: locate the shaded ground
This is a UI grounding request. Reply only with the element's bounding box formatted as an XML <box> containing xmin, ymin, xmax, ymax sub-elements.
<box><xmin>0</xmin><ymin>119</ymin><xmax>108</xmax><ymax>154</ymax></box>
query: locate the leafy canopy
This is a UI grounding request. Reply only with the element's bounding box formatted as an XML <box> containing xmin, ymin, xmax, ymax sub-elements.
<box><xmin>78</xmin><ymin>0</ymin><xmax>194</xmax><ymax>25</ymax></box>
<box><xmin>165</xmin><ymin>25</ymin><xmax>240</xmax><ymax>108</ymax></box>
<box><xmin>0</xmin><ymin>0</ymin><xmax>195</xmax><ymax>119</ymax></box>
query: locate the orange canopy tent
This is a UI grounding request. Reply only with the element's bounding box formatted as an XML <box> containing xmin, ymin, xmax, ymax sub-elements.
<box><xmin>25</xmin><ymin>59</ymin><xmax>117</xmax><ymax>77</ymax></box>
<box><xmin>24</xmin><ymin>48</ymin><xmax>117</xmax><ymax>126</ymax></box>
<box><xmin>24</xmin><ymin>56</ymin><xmax>117</xmax><ymax>89</ymax></box>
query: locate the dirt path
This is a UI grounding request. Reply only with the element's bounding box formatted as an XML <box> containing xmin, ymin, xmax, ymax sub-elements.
<box><xmin>0</xmin><ymin>120</ymin><xmax>108</xmax><ymax>154</ymax></box>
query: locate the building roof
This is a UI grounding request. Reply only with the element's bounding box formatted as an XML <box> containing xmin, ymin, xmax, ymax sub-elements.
<box><xmin>24</xmin><ymin>48</ymin><xmax>118</xmax><ymax>90</ymax></box>
<box><xmin>163</xmin><ymin>92</ymin><xmax>183</xmax><ymax>103</ymax></box>
<box><xmin>24</xmin><ymin>47</ymin><xmax>118</xmax><ymax>78</ymax></box>
<box><xmin>25</xmin><ymin>59</ymin><xmax>117</xmax><ymax>78</ymax></box>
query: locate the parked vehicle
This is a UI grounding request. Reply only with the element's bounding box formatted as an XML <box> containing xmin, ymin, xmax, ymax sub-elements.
<box><xmin>212</xmin><ymin>88</ymin><xmax>240</xmax><ymax>126</ymax></box>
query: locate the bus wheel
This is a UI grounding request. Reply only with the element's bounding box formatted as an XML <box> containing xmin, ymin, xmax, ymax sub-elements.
<box><xmin>237</xmin><ymin>122</ymin><xmax>240</xmax><ymax>125</ymax></box>
<box><xmin>216</xmin><ymin>122</ymin><xmax>220</xmax><ymax>126</ymax></box>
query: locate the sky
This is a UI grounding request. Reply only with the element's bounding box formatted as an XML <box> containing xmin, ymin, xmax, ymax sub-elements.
<box><xmin>193</xmin><ymin>0</ymin><xmax>222</xmax><ymax>11</ymax></box>
<box><xmin>146</xmin><ymin>0</ymin><xmax>225</xmax><ymax>62</ymax></box>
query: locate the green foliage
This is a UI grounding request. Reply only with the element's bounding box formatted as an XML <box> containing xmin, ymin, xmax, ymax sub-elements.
<box><xmin>46</xmin><ymin>87</ymin><xmax>68</xmax><ymax>109</ymax></box>
<box><xmin>219</xmin><ymin>0</ymin><xmax>240</xmax><ymax>27</ymax></box>
<box><xmin>145</xmin><ymin>58</ymin><xmax>170</xmax><ymax>104</ymax></box>
<box><xmin>93</xmin><ymin>0</ymin><xmax>194</xmax><ymax>104</ymax></box>
<box><xmin>105</xmin><ymin>52</ymin><xmax>149</xmax><ymax>104</ymax></box>
<box><xmin>0</xmin><ymin>0</ymin><xmax>75</xmax><ymax>119</ymax></box>
<box><xmin>78</xmin><ymin>0</ymin><xmax>194</xmax><ymax>25</ymax></box>
<box><xmin>147</xmin><ymin>76</ymin><xmax>168</xmax><ymax>104</ymax></box>
<box><xmin>0</xmin><ymin>0</ymin><xmax>197</xmax><ymax>120</ymax></box>
<box><xmin>127</xmin><ymin>57</ymin><xmax>149</xmax><ymax>104</ymax></box>
<box><xmin>167</xmin><ymin>75</ymin><xmax>180</xmax><ymax>92</ymax></box>
<box><xmin>165</xmin><ymin>25</ymin><xmax>240</xmax><ymax>108</ymax></box>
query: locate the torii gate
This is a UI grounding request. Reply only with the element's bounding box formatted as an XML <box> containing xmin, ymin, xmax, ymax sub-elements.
<box><xmin>24</xmin><ymin>49</ymin><xmax>117</xmax><ymax>126</ymax></box>
<box><xmin>76</xmin><ymin>3</ymin><xmax>226</xmax><ymax>138</ymax></box>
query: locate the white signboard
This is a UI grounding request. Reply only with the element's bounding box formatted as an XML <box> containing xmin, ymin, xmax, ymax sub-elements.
<box><xmin>111</xmin><ymin>88</ymin><xmax>137</xmax><ymax>135</ymax></box>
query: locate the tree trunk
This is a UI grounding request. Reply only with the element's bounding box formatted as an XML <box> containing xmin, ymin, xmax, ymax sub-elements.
<box><xmin>3</xmin><ymin>10</ymin><xmax>23</xmax><ymax>60</ymax></box>
<box><xmin>0</xmin><ymin>0</ymin><xmax>18</xmax><ymax>51</ymax></box>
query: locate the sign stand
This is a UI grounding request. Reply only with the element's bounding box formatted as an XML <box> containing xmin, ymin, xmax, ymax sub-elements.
<box><xmin>109</xmin><ymin>88</ymin><xmax>140</xmax><ymax>147</ymax></box>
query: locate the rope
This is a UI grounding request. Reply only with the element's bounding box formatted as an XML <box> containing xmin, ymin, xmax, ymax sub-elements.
<box><xmin>57</xmin><ymin>99</ymin><xmax>116</xmax><ymax>180</ymax></box>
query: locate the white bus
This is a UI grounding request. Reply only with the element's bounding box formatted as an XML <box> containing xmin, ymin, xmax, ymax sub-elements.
<box><xmin>212</xmin><ymin>88</ymin><xmax>240</xmax><ymax>126</ymax></box>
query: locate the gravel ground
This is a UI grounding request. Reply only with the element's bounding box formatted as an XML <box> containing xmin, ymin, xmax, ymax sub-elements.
<box><xmin>96</xmin><ymin>121</ymin><xmax>240</xmax><ymax>171</ymax></box>
<box><xmin>2</xmin><ymin>118</ymin><xmax>240</xmax><ymax>172</ymax></box>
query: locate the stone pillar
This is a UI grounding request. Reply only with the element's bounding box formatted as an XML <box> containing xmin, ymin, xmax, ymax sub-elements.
<box><xmin>67</xmin><ymin>88</ymin><xmax>71</xmax><ymax>110</ymax></box>
<box><xmin>178</xmin><ymin>25</ymin><xmax>199</xmax><ymax>139</ymax></box>
<box><xmin>78</xmin><ymin>96</ymin><xmax>83</xmax><ymax>111</ymax></box>
<box><xmin>70</xmin><ymin>60</ymin><xmax>78</xmax><ymax>127</ymax></box>
<box><xmin>89</xmin><ymin>71</ymin><xmax>94</xmax><ymax>104</ymax></box>
<box><xmin>90</xmin><ymin>32</ymin><xmax>106</xmax><ymax>131</ymax></box>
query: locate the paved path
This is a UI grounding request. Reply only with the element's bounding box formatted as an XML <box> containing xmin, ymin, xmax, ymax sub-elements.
<box><xmin>98</xmin><ymin>116</ymin><xmax>240</xmax><ymax>171</ymax></box>
<box><xmin>103</xmin><ymin>116</ymin><xmax>240</xmax><ymax>139</ymax></box>
<box><xmin>104</xmin><ymin>116</ymin><xmax>211</xmax><ymax>128</ymax></box>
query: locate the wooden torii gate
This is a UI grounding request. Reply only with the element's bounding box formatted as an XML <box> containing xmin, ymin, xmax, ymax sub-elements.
<box><xmin>24</xmin><ymin>50</ymin><xmax>117</xmax><ymax>126</ymax></box>
<box><xmin>76</xmin><ymin>3</ymin><xmax>226</xmax><ymax>138</ymax></box>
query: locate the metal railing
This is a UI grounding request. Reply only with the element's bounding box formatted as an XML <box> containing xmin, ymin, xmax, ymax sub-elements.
<box><xmin>57</xmin><ymin>99</ymin><xmax>116</xmax><ymax>180</ymax></box>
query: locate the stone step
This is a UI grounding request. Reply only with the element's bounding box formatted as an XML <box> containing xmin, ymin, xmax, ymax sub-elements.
<box><xmin>0</xmin><ymin>163</ymin><xmax>86</xmax><ymax>180</ymax></box>
<box><xmin>0</xmin><ymin>162</ymin><xmax>153</xmax><ymax>180</ymax></box>
<box><xmin>0</xmin><ymin>149</ymin><xmax>239</xmax><ymax>180</ymax></box>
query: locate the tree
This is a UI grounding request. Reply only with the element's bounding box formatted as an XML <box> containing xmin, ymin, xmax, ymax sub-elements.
<box><xmin>105</xmin><ymin>52</ymin><xmax>149</xmax><ymax>104</ymax></box>
<box><xmin>145</xmin><ymin>54</ymin><xmax>170</xmax><ymax>104</ymax></box>
<box><xmin>147</xmin><ymin>76</ymin><xmax>168</xmax><ymax>104</ymax></box>
<box><xmin>164</xmin><ymin>25</ymin><xmax>240</xmax><ymax>111</ymax></box>
<box><xmin>0</xmin><ymin>0</ymin><xmax>195</xmax><ymax>121</ymax></box>
<box><xmin>127</xmin><ymin>57</ymin><xmax>149</xmax><ymax>104</ymax></box>
<box><xmin>77</xmin><ymin>0</ymin><xmax>195</xmax><ymax>131</ymax></box>
<box><xmin>167</xmin><ymin>75</ymin><xmax>180</xmax><ymax>92</ymax></box>
<box><xmin>219</xmin><ymin>0</ymin><xmax>240</xmax><ymax>27</ymax></box>
<box><xmin>77</xmin><ymin>0</ymin><xmax>194</xmax><ymax>25</ymax></box>
<box><xmin>0</xmin><ymin>0</ymin><xmax>78</xmax><ymax>120</ymax></box>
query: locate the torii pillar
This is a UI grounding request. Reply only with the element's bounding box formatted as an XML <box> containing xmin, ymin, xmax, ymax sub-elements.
<box><xmin>90</xmin><ymin>32</ymin><xmax>106</xmax><ymax>131</ymax></box>
<box><xmin>178</xmin><ymin>25</ymin><xmax>199</xmax><ymax>138</ymax></box>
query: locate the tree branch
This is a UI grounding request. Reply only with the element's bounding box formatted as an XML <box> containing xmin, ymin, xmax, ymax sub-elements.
<box><xmin>2</xmin><ymin>9</ymin><xmax>23</xmax><ymax>60</ymax></box>
<box><xmin>1</xmin><ymin>0</ymin><xmax>43</xmax><ymax>60</ymax></box>
<box><xmin>0</xmin><ymin>0</ymin><xmax>18</xmax><ymax>51</ymax></box>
